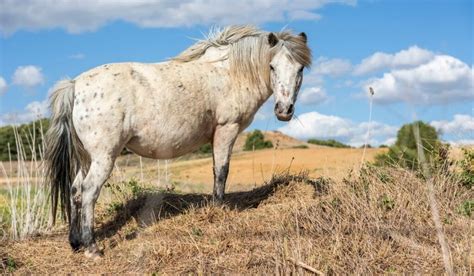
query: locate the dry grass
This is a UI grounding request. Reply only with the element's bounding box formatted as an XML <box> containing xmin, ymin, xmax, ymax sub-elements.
<box><xmin>1</xmin><ymin>167</ymin><xmax>472</xmax><ymax>274</ymax></box>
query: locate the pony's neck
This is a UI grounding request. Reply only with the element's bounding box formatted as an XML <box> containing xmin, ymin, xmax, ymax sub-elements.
<box><xmin>202</xmin><ymin>44</ymin><xmax>273</xmax><ymax>109</ymax></box>
<box><xmin>234</xmin><ymin>81</ymin><xmax>273</xmax><ymax>119</ymax></box>
<box><xmin>254</xmin><ymin>82</ymin><xmax>273</xmax><ymax>106</ymax></box>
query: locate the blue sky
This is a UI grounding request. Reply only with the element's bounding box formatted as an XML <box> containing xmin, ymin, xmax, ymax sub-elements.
<box><xmin>0</xmin><ymin>0</ymin><xmax>472</xmax><ymax>146</ymax></box>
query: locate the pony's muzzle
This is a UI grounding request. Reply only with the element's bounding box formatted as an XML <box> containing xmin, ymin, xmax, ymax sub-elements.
<box><xmin>275</xmin><ymin>102</ymin><xmax>294</xmax><ymax>121</ymax></box>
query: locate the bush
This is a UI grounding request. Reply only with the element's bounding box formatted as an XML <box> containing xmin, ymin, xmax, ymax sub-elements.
<box><xmin>458</xmin><ymin>148</ymin><xmax>474</xmax><ymax>189</ymax></box>
<box><xmin>292</xmin><ymin>144</ymin><xmax>309</xmax><ymax>149</ymax></box>
<box><xmin>307</xmin><ymin>138</ymin><xmax>350</xmax><ymax>148</ymax></box>
<box><xmin>374</xmin><ymin>121</ymin><xmax>441</xmax><ymax>170</ymax></box>
<box><xmin>195</xmin><ymin>143</ymin><xmax>212</xmax><ymax>154</ymax></box>
<box><xmin>243</xmin><ymin>130</ymin><xmax>273</xmax><ymax>151</ymax></box>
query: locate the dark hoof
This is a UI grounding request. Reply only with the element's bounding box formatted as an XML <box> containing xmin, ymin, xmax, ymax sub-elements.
<box><xmin>69</xmin><ymin>235</ymin><xmax>82</xmax><ymax>251</ymax></box>
<box><xmin>212</xmin><ymin>196</ymin><xmax>225</xmax><ymax>205</ymax></box>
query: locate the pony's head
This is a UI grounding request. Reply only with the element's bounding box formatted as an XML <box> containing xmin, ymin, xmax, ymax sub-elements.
<box><xmin>172</xmin><ymin>26</ymin><xmax>312</xmax><ymax>121</ymax></box>
<box><xmin>268</xmin><ymin>32</ymin><xmax>311</xmax><ymax>121</ymax></box>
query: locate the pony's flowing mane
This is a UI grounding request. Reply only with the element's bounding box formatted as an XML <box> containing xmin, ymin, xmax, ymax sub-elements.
<box><xmin>173</xmin><ymin>25</ymin><xmax>312</xmax><ymax>89</ymax></box>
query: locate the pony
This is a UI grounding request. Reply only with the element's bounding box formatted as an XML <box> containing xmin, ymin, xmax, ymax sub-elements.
<box><xmin>45</xmin><ymin>25</ymin><xmax>312</xmax><ymax>258</ymax></box>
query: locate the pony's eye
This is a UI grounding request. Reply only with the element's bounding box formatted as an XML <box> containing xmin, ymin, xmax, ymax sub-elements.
<box><xmin>298</xmin><ymin>67</ymin><xmax>304</xmax><ymax>74</ymax></box>
<box><xmin>270</xmin><ymin>65</ymin><xmax>275</xmax><ymax>71</ymax></box>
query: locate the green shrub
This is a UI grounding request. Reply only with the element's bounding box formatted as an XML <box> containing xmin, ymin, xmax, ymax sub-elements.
<box><xmin>5</xmin><ymin>257</ymin><xmax>17</xmax><ymax>272</ymax></box>
<box><xmin>307</xmin><ymin>138</ymin><xmax>350</xmax><ymax>148</ymax></box>
<box><xmin>292</xmin><ymin>144</ymin><xmax>309</xmax><ymax>149</ymax></box>
<box><xmin>458</xmin><ymin>148</ymin><xmax>474</xmax><ymax>189</ymax></box>
<box><xmin>195</xmin><ymin>143</ymin><xmax>212</xmax><ymax>154</ymax></box>
<box><xmin>243</xmin><ymin>130</ymin><xmax>273</xmax><ymax>151</ymax></box>
<box><xmin>106</xmin><ymin>202</ymin><xmax>123</xmax><ymax>215</ymax></box>
<box><xmin>374</xmin><ymin>121</ymin><xmax>441</xmax><ymax>170</ymax></box>
<box><xmin>458</xmin><ymin>200</ymin><xmax>474</xmax><ymax>217</ymax></box>
<box><xmin>379</xmin><ymin>194</ymin><xmax>395</xmax><ymax>211</ymax></box>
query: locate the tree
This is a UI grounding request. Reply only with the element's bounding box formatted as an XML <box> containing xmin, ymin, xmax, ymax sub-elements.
<box><xmin>243</xmin><ymin>130</ymin><xmax>273</xmax><ymax>151</ymax></box>
<box><xmin>0</xmin><ymin>118</ymin><xmax>50</xmax><ymax>161</ymax></box>
<box><xmin>375</xmin><ymin>121</ymin><xmax>441</xmax><ymax>170</ymax></box>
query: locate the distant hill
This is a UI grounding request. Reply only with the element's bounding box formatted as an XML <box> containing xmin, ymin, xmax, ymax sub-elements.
<box><xmin>233</xmin><ymin>130</ymin><xmax>319</xmax><ymax>152</ymax></box>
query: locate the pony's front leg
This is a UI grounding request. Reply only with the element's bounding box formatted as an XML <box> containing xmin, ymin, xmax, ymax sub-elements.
<box><xmin>212</xmin><ymin>123</ymin><xmax>239</xmax><ymax>202</ymax></box>
<box><xmin>81</xmin><ymin>155</ymin><xmax>114</xmax><ymax>259</ymax></box>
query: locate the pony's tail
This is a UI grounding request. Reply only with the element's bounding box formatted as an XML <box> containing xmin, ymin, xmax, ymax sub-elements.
<box><xmin>45</xmin><ymin>79</ymin><xmax>86</xmax><ymax>225</ymax></box>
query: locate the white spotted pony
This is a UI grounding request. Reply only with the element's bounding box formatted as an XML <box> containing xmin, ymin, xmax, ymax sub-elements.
<box><xmin>45</xmin><ymin>25</ymin><xmax>312</xmax><ymax>258</ymax></box>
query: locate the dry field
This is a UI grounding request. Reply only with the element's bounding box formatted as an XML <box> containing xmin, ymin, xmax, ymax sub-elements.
<box><xmin>0</xmin><ymin>132</ymin><xmax>472</xmax><ymax>274</ymax></box>
<box><xmin>115</xmin><ymin>146</ymin><xmax>384</xmax><ymax>194</ymax></box>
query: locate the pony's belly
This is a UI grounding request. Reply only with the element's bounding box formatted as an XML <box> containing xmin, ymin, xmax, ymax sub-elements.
<box><xmin>126</xmin><ymin>128</ymin><xmax>212</xmax><ymax>159</ymax></box>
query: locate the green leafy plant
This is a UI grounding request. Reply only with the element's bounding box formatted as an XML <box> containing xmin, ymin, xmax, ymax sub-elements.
<box><xmin>379</xmin><ymin>194</ymin><xmax>395</xmax><ymax>211</ymax></box>
<box><xmin>243</xmin><ymin>130</ymin><xmax>273</xmax><ymax>151</ymax></box>
<box><xmin>458</xmin><ymin>149</ymin><xmax>474</xmax><ymax>189</ymax></box>
<box><xmin>457</xmin><ymin>200</ymin><xmax>473</xmax><ymax>217</ymax></box>
<box><xmin>106</xmin><ymin>202</ymin><xmax>123</xmax><ymax>215</ymax></box>
<box><xmin>4</xmin><ymin>257</ymin><xmax>17</xmax><ymax>272</ymax></box>
<box><xmin>127</xmin><ymin>179</ymin><xmax>143</xmax><ymax>198</ymax></box>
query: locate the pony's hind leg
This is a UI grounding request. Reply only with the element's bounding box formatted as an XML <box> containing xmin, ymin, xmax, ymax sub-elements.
<box><xmin>81</xmin><ymin>155</ymin><xmax>115</xmax><ymax>259</ymax></box>
<box><xmin>69</xmin><ymin>171</ymin><xmax>84</xmax><ymax>250</ymax></box>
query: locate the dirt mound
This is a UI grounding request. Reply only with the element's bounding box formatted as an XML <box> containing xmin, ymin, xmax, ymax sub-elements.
<box><xmin>1</xmin><ymin>169</ymin><xmax>471</xmax><ymax>274</ymax></box>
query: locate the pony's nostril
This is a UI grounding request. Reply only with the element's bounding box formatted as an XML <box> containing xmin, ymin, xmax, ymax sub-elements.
<box><xmin>288</xmin><ymin>104</ymin><xmax>294</xmax><ymax>114</ymax></box>
<box><xmin>274</xmin><ymin>102</ymin><xmax>282</xmax><ymax>113</ymax></box>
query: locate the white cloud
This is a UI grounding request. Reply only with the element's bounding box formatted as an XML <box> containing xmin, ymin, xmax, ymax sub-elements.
<box><xmin>431</xmin><ymin>114</ymin><xmax>474</xmax><ymax>137</ymax></box>
<box><xmin>382</xmin><ymin>137</ymin><xmax>396</xmax><ymax>146</ymax></box>
<box><xmin>12</xmin><ymin>65</ymin><xmax>45</xmax><ymax>88</ymax></box>
<box><xmin>288</xmin><ymin>10</ymin><xmax>322</xmax><ymax>21</ymax></box>
<box><xmin>312</xmin><ymin>57</ymin><xmax>352</xmax><ymax>77</ymax></box>
<box><xmin>304</xmin><ymin>72</ymin><xmax>324</xmax><ymax>86</ymax></box>
<box><xmin>0</xmin><ymin>100</ymin><xmax>49</xmax><ymax>126</ymax></box>
<box><xmin>0</xmin><ymin>0</ymin><xmax>355</xmax><ymax>35</ymax></box>
<box><xmin>278</xmin><ymin>111</ymin><xmax>397</xmax><ymax>146</ymax></box>
<box><xmin>362</xmin><ymin>55</ymin><xmax>474</xmax><ymax>105</ymax></box>
<box><xmin>0</xmin><ymin>76</ymin><xmax>7</xmax><ymax>95</ymax></box>
<box><xmin>348</xmin><ymin>121</ymin><xmax>398</xmax><ymax>146</ymax></box>
<box><xmin>299</xmin><ymin>86</ymin><xmax>328</xmax><ymax>105</ymax></box>
<box><xmin>354</xmin><ymin>46</ymin><xmax>434</xmax><ymax>75</ymax></box>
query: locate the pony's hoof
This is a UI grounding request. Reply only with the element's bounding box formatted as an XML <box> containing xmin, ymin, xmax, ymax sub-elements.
<box><xmin>84</xmin><ymin>245</ymin><xmax>103</xmax><ymax>261</ymax></box>
<box><xmin>212</xmin><ymin>194</ymin><xmax>225</xmax><ymax>205</ymax></box>
<box><xmin>69</xmin><ymin>240</ymin><xmax>82</xmax><ymax>252</ymax></box>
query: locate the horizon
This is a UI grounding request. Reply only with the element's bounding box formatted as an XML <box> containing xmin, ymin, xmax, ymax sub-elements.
<box><xmin>0</xmin><ymin>0</ymin><xmax>472</xmax><ymax>147</ymax></box>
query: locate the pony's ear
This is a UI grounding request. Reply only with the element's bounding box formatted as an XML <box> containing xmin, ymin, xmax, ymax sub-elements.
<box><xmin>268</xmin><ymin>33</ymin><xmax>279</xmax><ymax>47</ymax></box>
<box><xmin>299</xmin><ymin>32</ymin><xmax>307</xmax><ymax>43</ymax></box>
